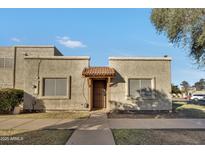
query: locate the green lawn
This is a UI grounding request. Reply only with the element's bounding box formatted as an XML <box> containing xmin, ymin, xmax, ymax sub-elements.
<box><xmin>0</xmin><ymin>129</ymin><xmax>73</xmax><ymax>145</ymax></box>
<box><xmin>112</xmin><ymin>129</ymin><xmax>205</xmax><ymax>145</ymax></box>
<box><xmin>173</xmin><ymin>102</ymin><xmax>205</xmax><ymax>118</ymax></box>
<box><xmin>0</xmin><ymin>111</ymin><xmax>90</xmax><ymax>119</ymax></box>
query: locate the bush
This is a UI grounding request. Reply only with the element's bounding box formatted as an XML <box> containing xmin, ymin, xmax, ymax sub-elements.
<box><xmin>0</xmin><ymin>88</ymin><xmax>24</xmax><ymax>113</ymax></box>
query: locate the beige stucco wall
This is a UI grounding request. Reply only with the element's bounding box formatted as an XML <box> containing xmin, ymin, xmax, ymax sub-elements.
<box><xmin>1</xmin><ymin>46</ymin><xmax>172</xmax><ymax>111</ymax></box>
<box><xmin>109</xmin><ymin>57</ymin><xmax>172</xmax><ymax>111</ymax></box>
<box><xmin>0</xmin><ymin>46</ymin><xmax>62</xmax><ymax>90</ymax></box>
<box><xmin>23</xmin><ymin>56</ymin><xmax>90</xmax><ymax>111</ymax></box>
<box><xmin>15</xmin><ymin>46</ymin><xmax>59</xmax><ymax>90</ymax></box>
<box><xmin>0</xmin><ymin>47</ymin><xmax>15</xmax><ymax>88</ymax></box>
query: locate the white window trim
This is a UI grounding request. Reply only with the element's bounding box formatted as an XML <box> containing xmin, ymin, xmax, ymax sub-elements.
<box><xmin>125</xmin><ymin>76</ymin><xmax>156</xmax><ymax>100</ymax></box>
<box><xmin>39</xmin><ymin>76</ymin><xmax>70</xmax><ymax>99</ymax></box>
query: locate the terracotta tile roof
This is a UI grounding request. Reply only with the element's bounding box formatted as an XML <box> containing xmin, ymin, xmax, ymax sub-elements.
<box><xmin>82</xmin><ymin>67</ymin><xmax>115</xmax><ymax>77</ymax></box>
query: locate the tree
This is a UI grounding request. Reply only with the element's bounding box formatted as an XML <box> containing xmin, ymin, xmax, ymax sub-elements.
<box><xmin>171</xmin><ymin>84</ymin><xmax>181</xmax><ymax>94</ymax></box>
<box><xmin>194</xmin><ymin>78</ymin><xmax>205</xmax><ymax>90</ymax></box>
<box><xmin>180</xmin><ymin>81</ymin><xmax>190</xmax><ymax>94</ymax></box>
<box><xmin>151</xmin><ymin>9</ymin><xmax>205</xmax><ymax>67</ymax></box>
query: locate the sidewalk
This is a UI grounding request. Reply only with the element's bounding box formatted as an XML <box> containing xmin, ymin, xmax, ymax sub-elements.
<box><xmin>66</xmin><ymin>112</ymin><xmax>115</xmax><ymax>145</ymax></box>
<box><xmin>108</xmin><ymin>119</ymin><xmax>205</xmax><ymax>129</ymax></box>
<box><xmin>0</xmin><ymin>118</ymin><xmax>85</xmax><ymax>130</ymax></box>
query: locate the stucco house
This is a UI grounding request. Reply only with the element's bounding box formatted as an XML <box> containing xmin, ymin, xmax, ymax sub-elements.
<box><xmin>0</xmin><ymin>45</ymin><xmax>172</xmax><ymax>112</ymax></box>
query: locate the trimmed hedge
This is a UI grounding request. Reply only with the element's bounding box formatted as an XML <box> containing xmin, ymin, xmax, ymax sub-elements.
<box><xmin>0</xmin><ymin>88</ymin><xmax>24</xmax><ymax>113</ymax></box>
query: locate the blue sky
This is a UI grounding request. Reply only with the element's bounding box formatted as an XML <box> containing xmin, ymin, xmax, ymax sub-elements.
<box><xmin>0</xmin><ymin>8</ymin><xmax>204</xmax><ymax>86</ymax></box>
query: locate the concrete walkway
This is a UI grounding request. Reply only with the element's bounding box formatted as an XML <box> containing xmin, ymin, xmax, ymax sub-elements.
<box><xmin>66</xmin><ymin>112</ymin><xmax>115</xmax><ymax>145</ymax></box>
<box><xmin>108</xmin><ymin>119</ymin><xmax>205</xmax><ymax>129</ymax></box>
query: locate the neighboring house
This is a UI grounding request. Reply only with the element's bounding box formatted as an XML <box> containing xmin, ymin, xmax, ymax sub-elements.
<box><xmin>0</xmin><ymin>45</ymin><xmax>172</xmax><ymax>112</ymax></box>
<box><xmin>179</xmin><ymin>86</ymin><xmax>197</xmax><ymax>98</ymax></box>
<box><xmin>192</xmin><ymin>90</ymin><xmax>205</xmax><ymax>95</ymax></box>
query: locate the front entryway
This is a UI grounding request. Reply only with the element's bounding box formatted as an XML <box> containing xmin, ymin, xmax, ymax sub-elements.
<box><xmin>93</xmin><ymin>80</ymin><xmax>106</xmax><ymax>109</ymax></box>
<box><xmin>82</xmin><ymin>66</ymin><xmax>115</xmax><ymax>111</ymax></box>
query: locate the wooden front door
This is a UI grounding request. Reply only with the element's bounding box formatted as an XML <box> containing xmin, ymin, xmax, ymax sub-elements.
<box><xmin>93</xmin><ymin>80</ymin><xmax>106</xmax><ymax>109</ymax></box>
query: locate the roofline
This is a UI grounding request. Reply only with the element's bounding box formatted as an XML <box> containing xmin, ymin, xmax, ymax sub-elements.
<box><xmin>109</xmin><ymin>56</ymin><xmax>172</xmax><ymax>61</ymax></box>
<box><xmin>0</xmin><ymin>45</ymin><xmax>64</xmax><ymax>55</ymax></box>
<box><xmin>24</xmin><ymin>56</ymin><xmax>90</xmax><ymax>60</ymax></box>
<box><xmin>0</xmin><ymin>46</ymin><xmax>14</xmax><ymax>48</ymax></box>
<box><xmin>13</xmin><ymin>45</ymin><xmax>55</xmax><ymax>48</ymax></box>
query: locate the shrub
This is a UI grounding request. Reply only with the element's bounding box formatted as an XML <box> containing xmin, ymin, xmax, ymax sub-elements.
<box><xmin>0</xmin><ymin>88</ymin><xmax>24</xmax><ymax>113</ymax></box>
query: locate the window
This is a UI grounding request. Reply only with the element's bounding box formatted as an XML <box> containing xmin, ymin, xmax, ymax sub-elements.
<box><xmin>0</xmin><ymin>58</ymin><xmax>4</xmax><ymax>68</ymax></box>
<box><xmin>43</xmin><ymin>78</ymin><xmax>67</xmax><ymax>96</ymax></box>
<box><xmin>128</xmin><ymin>79</ymin><xmax>154</xmax><ymax>98</ymax></box>
<box><xmin>0</xmin><ymin>82</ymin><xmax>13</xmax><ymax>88</ymax></box>
<box><xmin>4</xmin><ymin>58</ymin><xmax>13</xmax><ymax>68</ymax></box>
<box><xmin>0</xmin><ymin>57</ymin><xmax>13</xmax><ymax>68</ymax></box>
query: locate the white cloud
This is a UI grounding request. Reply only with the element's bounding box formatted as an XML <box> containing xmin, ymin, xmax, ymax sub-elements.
<box><xmin>10</xmin><ymin>37</ymin><xmax>21</xmax><ymax>42</ymax></box>
<box><xmin>56</xmin><ymin>36</ymin><xmax>86</xmax><ymax>48</ymax></box>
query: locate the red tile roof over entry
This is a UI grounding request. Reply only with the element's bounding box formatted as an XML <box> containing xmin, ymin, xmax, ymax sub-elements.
<box><xmin>82</xmin><ymin>67</ymin><xmax>115</xmax><ymax>77</ymax></box>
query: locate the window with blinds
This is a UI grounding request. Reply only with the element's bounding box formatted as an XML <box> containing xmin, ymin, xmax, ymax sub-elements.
<box><xmin>128</xmin><ymin>79</ymin><xmax>154</xmax><ymax>98</ymax></box>
<box><xmin>0</xmin><ymin>82</ymin><xmax>13</xmax><ymax>88</ymax></box>
<box><xmin>0</xmin><ymin>57</ymin><xmax>13</xmax><ymax>68</ymax></box>
<box><xmin>43</xmin><ymin>78</ymin><xmax>67</xmax><ymax>96</ymax></box>
<box><xmin>5</xmin><ymin>58</ymin><xmax>13</xmax><ymax>68</ymax></box>
<box><xmin>0</xmin><ymin>58</ymin><xmax>4</xmax><ymax>68</ymax></box>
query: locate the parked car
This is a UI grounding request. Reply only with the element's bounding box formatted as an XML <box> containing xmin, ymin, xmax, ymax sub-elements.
<box><xmin>190</xmin><ymin>94</ymin><xmax>205</xmax><ymax>104</ymax></box>
<box><xmin>191</xmin><ymin>94</ymin><xmax>205</xmax><ymax>101</ymax></box>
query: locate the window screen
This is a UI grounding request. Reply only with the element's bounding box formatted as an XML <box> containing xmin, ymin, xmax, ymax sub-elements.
<box><xmin>141</xmin><ymin>79</ymin><xmax>152</xmax><ymax>89</ymax></box>
<box><xmin>56</xmin><ymin>79</ymin><xmax>67</xmax><ymax>96</ymax></box>
<box><xmin>4</xmin><ymin>58</ymin><xmax>13</xmax><ymax>68</ymax></box>
<box><xmin>0</xmin><ymin>58</ymin><xmax>5</xmax><ymax>68</ymax></box>
<box><xmin>0</xmin><ymin>82</ymin><xmax>12</xmax><ymax>88</ymax></box>
<box><xmin>43</xmin><ymin>78</ymin><xmax>67</xmax><ymax>96</ymax></box>
<box><xmin>44</xmin><ymin>79</ymin><xmax>55</xmax><ymax>96</ymax></box>
<box><xmin>129</xmin><ymin>79</ymin><xmax>153</xmax><ymax>98</ymax></box>
<box><xmin>129</xmin><ymin>79</ymin><xmax>140</xmax><ymax>97</ymax></box>
<box><xmin>0</xmin><ymin>57</ymin><xmax>13</xmax><ymax>68</ymax></box>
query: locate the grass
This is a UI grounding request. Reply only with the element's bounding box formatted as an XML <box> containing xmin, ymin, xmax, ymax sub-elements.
<box><xmin>0</xmin><ymin>111</ymin><xmax>90</xmax><ymax>119</ymax></box>
<box><xmin>174</xmin><ymin>102</ymin><xmax>205</xmax><ymax>118</ymax></box>
<box><xmin>112</xmin><ymin>129</ymin><xmax>205</xmax><ymax>145</ymax></box>
<box><xmin>108</xmin><ymin>102</ymin><xmax>205</xmax><ymax>119</ymax></box>
<box><xmin>0</xmin><ymin>129</ymin><xmax>74</xmax><ymax>145</ymax></box>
